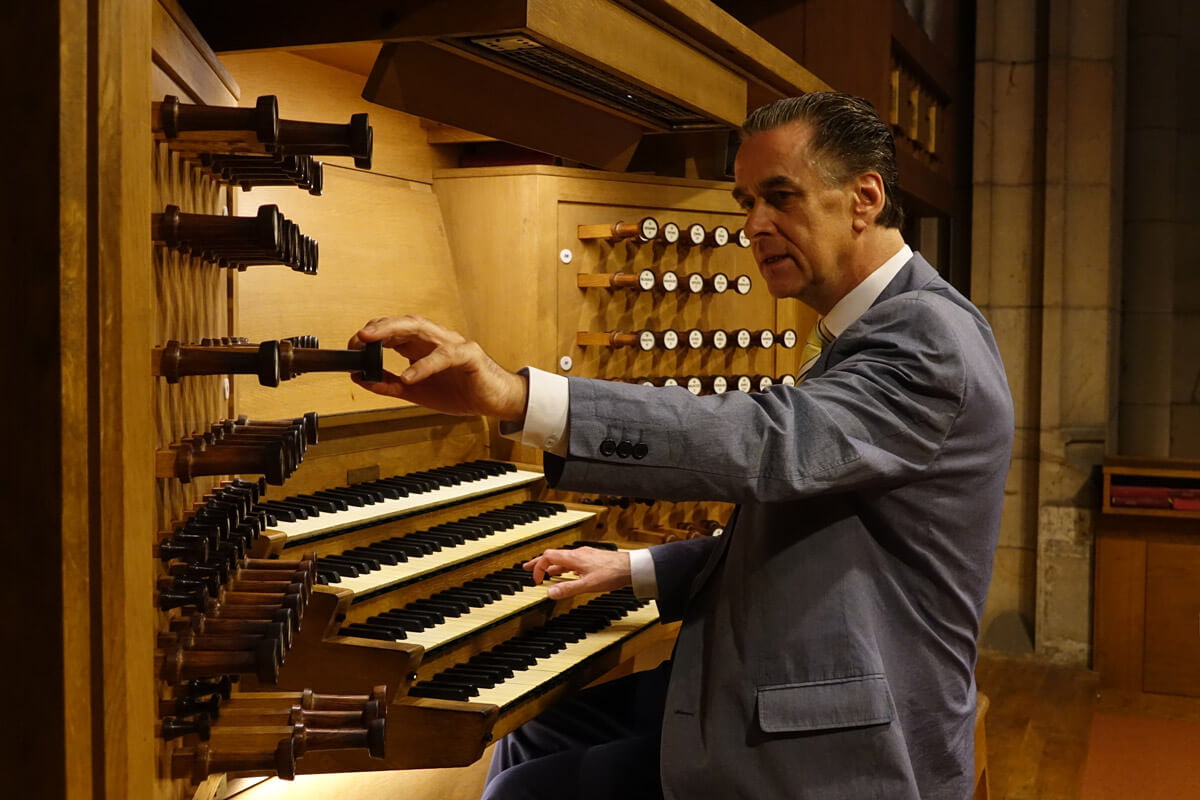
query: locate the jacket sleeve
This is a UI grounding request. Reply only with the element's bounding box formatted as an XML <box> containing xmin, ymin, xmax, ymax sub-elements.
<box><xmin>646</xmin><ymin>536</ymin><xmax>722</xmax><ymax>622</ymax></box>
<box><xmin>544</xmin><ymin>293</ymin><xmax>972</xmax><ymax>505</ymax></box>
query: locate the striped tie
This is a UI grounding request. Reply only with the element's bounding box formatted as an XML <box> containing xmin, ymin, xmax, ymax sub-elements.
<box><xmin>795</xmin><ymin>318</ymin><xmax>833</xmax><ymax>383</ymax></box>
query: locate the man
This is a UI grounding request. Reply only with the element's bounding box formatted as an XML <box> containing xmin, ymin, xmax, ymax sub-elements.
<box><xmin>350</xmin><ymin>93</ymin><xmax>1013</xmax><ymax>799</ymax></box>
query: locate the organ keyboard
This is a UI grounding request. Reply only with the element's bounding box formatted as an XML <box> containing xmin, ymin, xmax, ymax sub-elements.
<box><xmin>256</xmin><ymin>460</ymin><xmax>544</xmax><ymax>547</ymax></box>
<box><xmin>237</xmin><ymin>448</ymin><xmax>676</xmax><ymax>775</ymax></box>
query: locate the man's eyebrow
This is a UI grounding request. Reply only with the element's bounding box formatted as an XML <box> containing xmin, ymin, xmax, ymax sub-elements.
<box><xmin>760</xmin><ymin>175</ymin><xmax>801</xmax><ymax>191</ymax></box>
<box><xmin>731</xmin><ymin>175</ymin><xmax>801</xmax><ymax>201</ymax></box>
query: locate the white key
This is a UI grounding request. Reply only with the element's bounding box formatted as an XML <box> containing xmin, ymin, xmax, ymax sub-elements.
<box><xmin>334</xmin><ymin>509</ymin><xmax>596</xmax><ymax>598</ymax></box>
<box><xmin>403</xmin><ymin>576</ymin><xmax>576</xmax><ymax>651</ymax></box>
<box><xmin>471</xmin><ymin>604</ymin><xmax>660</xmax><ymax>709</ymax></box>
<box><xmin>272</xmin><ymin>469</ymin><xmax>544</xmax><ymax>544</ymax></box>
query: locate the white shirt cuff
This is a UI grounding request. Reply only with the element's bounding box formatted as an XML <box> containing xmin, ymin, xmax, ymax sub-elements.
<box><xmin>628</xmin><ymin>548</ymin><xmax>659</xmax><ymax>599</ymax></box>
<box><xmin>498</xmin><ymin>366</ymin><xmax>569</xmax><ymax>457</ymax></box>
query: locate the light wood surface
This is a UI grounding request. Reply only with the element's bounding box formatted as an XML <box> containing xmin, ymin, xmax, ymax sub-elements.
<box><xmin>1143</xmin><ymin>542</ymin><xmax>1200</xmax><ymax>696</ymax></box>
<box><xmin>975</xmin><ymin>653</ymin><xmax>1098</xmax><ymax>800</ymax></box>
<box><xmin>219</xmin><ymin>50</ymin><xmax>457</xmax><ymax>184</ymax></box>
<box><xmin>614</xmin><ymin>0</ymin><xmax>832</xmax><ymax>99</ymax></box>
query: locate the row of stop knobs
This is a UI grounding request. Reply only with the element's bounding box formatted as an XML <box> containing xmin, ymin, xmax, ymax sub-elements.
<box><xmin>578</xmin><ymin>216</ymin><xmax>750</xmax><ymax>248</ymax></box>
<box><xmin>626</xmin><ymin>374</ymin><xmax>798</xmax><ymax>394</ymax></box>
<box><xmin>577</xmin><ymin>327</ymin><xmax>797</xmax><ymax>352</ymax></box>
<box><xmin>578</xmin><ymin>269</ymin><xmax>754</xmax><ymax>295</ymax></box>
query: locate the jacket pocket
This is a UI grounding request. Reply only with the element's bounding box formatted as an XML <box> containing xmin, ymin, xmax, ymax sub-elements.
<box><xmin>755</xmin><ymin>674</ymin><xmax>895</xmax><ymax>734</ymax></box>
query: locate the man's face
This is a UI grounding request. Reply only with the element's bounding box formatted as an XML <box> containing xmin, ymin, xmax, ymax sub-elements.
<box><xmin>732</xmin><ymin>121</ymin><xmax>858</xmax><ymax>309</ymax></box>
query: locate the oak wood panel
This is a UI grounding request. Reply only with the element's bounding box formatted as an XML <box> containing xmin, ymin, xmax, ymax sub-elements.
<box><xmin>220</xmin><ymin>50</ymin><xmax>453</xmax><ymax>185</ymax></box>
<box><xmin>975</xmin><ymin>653</ymin><xmax>1098</xmax><ymax>800</ymax></box>
<box><xmin>1092</xmin><ymin>526</ymin><xmax>1147</xmax><ymax>692</ymax></box>
<box><xmin>231</xmin><ymin>165</ymin><xmax>468</xmax><ymax>420</ymax></box>
<box><xmin>151</xmin><ymin>0</ymin><xmax>239</xmax><ymax>106</ymax></box>
<box><xmin>1143</xmin><ymin>542</ymin><xmax>1200</xmax><ymax>696</ymax></box>
<box><xmin>523</xmin><ymin>0</ymin><xmax>746</xmax><ymax>126</ymax></box>
<box><xmin>365</xmin><ymin>41</ymin><xmax>645</xmax><ymax>172</ymax></box>
<box><xmin>617</xmin><ymin>0</ymin><xmax>832</xmax><ymax>98</ymax></box>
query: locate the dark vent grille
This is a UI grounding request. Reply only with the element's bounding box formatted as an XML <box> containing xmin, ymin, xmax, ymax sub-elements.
<box><xmin>461</xmin><ymin>37</ymin><xmax>718</xmax><ymax>129</ymax></box>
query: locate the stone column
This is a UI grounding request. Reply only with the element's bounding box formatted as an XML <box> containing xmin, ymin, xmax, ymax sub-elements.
<box><xmin>1034</xmin><ymin>0</ymin><xmax>1123</xmax><ymax>665</ymax></box>
<box><xmin>972</xmin><ymin>0</ymin><xmax>1042</xmax><ymax>652</ymax></box>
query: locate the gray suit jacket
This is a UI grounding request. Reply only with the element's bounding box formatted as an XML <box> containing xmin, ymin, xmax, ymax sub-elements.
<box><xmin>545</xmin><ymin>254</ymin><xmax>1013</xmax><ymax>800</ymax></box>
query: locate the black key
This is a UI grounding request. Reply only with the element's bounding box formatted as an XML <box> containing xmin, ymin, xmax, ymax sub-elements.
<box><xmin>368</xmin><ymin>612</ymin><xmax>427</xmax><ymax>632</ymax></box>
<box><xmin>316</xmin><ymin>558</ymin><xmax>359</xmax><ymax>578</ymax></box>
<box><xmin>337</xmin><ymin>625</ymin><xmax>394</xmax><ymax>642</ymax></box>
<box><xmin>408</xmin><ymin>683</ymin><xmax>473</xmax><ymax>702</ymax></box>
<box><xmin>322</xmin><ymin>553</ymin><xmax>379</xmax><ymax>572</ymax></box>
<box><xmin>358</xmin><ymin>481</ymin><xmax>403</xmax><ymax>500</ymax></box>
<box><xmin>290</xmin><ymin>494</ymin><xmax>342</xmax><ymax>513</ymax></box>
<box><xmin>376</xmin><ymin>538</ymin><xmax>430</xmax><ymax>557</ymax></box>
<box><xmin>314</xmin><ymin>489</ymin><xmax>367</xmax><ymax>508</ymax></box>
<box><xmin>340</xmin><ymin>622</ymin><xmax>407</xmax><ymax>640</ymax></box>
<box><xmin>348</xmin><ymin>546</ymin><xmax>399</xmax><ymax>566</ymax></box>
<box><xmin>384</xmin><ymin>606</ymin><xmax>443</xmax><ymax>626</ymax></box>
<box><xmin>369</xmin><ymin>478</ymin><xmax>410</xmax><ymax>497</ymax></box>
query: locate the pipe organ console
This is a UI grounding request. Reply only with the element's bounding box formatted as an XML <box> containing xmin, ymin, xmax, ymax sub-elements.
<box><xmin>51</xmin><ymin>11</ymin><xmax>824</xmax><ymax>798</ymax></box>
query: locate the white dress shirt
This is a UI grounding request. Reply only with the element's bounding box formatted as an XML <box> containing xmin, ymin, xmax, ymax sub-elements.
<box><xmin>502</xmin><ymin>244</ymin><xmax>913</xmax><ymax>598</ymax></box>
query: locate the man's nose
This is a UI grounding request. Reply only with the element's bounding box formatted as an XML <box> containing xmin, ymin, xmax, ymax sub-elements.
<box><xmin>742</xmin><ymin>203</ymin><xmax>773</xmax><ymax>237</ymax></box>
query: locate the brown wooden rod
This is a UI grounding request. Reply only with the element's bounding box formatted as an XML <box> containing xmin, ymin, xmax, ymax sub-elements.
<box><xmin>171</xmin><ymin>617</ymin><xmax>292</xmax><ymax>649</ymax></box>
<box><xmin>233</xmin><ymin>412</ymin><xmax>319</xmax><ymax>445</ymax></box>
<box><xmin>171</xmin><ymin>739</ymin><xmax>297</xmax><ymax>783</ymax></box>
<box><xmin>153</xmin><ymin>204</ymin><xmax>280</xmax><ymax>249</ymax></box>
<box><xmin>575</xmin><ymin>330</ymin><xmax>678</xmax><ymax>351</ymax></box>
<box><xmin>219</xmin><ymin>706</ymin><xmax>376</xmax><ymax>728</ymax></box>
<box><xmin>303</xmin><ymin>719</ymin><xmax>386</xmax><ymax>759</ymax></box>
<box><xmin>577</xmin><ymin>216</ymin><xmax>659</xmax><ymax>242</ymax></box>
<box><xmin>157</xmin><ymin>440</ymin><xmax>286</xmax><ymax>485</ymax></box>
<box><xmin>159</xmin><ymin>632</ymin><xmax>286</xmax><ymax>662</ymax></box>
<box><xmin>281</xmin><ymin>339</ymin><xmax>383</xmax><ymax>382</ymax></box>
<box><xmin>224</xmin><ymin>686</ymin><xmax>387</xmax><ymax>714</ymax></box>
<box><xmin>204</xmin><ymin>596</ymin><xmax>303</xmax><ymax>633</ymax></box>
<box><xmin>276</xmin><ymin>114</ymin><xmax>372</xmax><ymax>169</ymax></box>
<box><xmin>154</xmin><ymin>340</ymin><xmax>280</xmax><ymax>386</ymax></box>
<box><xmin>157</xmin><ymin>640</ymin><xmax>280</xmax><ymax>684</ymax></box>
<box><xmin>207</xmin><ymin>603</ymin><xmax>296</xmax><ymax>632</ymax></box>
<box><xmin>230</xmin><ymin>580</ymin><xmax>309</xmax><ymax>600</ymax></box>
<box><xmin>207</xmin><ymin>720</ymin><xmax>384</xmax><ymax>760</ymax></box>
<box><xmin>576</xmin><ymin>271</ymin><xmax>641</xmax><ymax>289</ymax></box>
<box><xmin>154</xmin><ymin>95</ymin><xmax>279</xmax><ymax>143</ymax></box>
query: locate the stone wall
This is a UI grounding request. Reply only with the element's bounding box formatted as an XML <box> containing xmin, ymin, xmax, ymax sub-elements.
<box><xmin>973</xmin><ymin>0</ymin><xmax>1124</xmax><ymax>663</ymax></box>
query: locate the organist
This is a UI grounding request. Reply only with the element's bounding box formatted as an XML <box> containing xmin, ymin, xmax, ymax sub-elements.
<box><xmin>349</xmin><ymin>93</ymin><xmax>1013</xmax><ymax>800</ymax></box>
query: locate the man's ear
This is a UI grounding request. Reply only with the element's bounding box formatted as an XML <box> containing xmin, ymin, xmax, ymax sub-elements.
<box><xmin>850</xmin><ymin>172</ymin><xmax>886</xmax><ymax>232</ymax></box>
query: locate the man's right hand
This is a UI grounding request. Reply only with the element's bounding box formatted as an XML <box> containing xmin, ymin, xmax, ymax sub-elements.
<box><xmin>524</xmin><ymin>547</ymin><xmax>633</xmax><ymax>600</ymax></box>
<box><xmin>348</xmin><ymin>315</ymin><xmax>528</xmax><ymax>422</ymax></box>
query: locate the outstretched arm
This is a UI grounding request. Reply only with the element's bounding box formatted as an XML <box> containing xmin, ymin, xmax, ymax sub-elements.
<box><xmin>348</xmin><ymin>315</ymin><xmax>528</xmax><ymax>421</ymax></box>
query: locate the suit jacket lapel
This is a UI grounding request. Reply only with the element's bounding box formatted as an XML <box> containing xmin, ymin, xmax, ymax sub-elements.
<box><xmin>803</xmin><ymin>253</ymin><xmax>937</xmax><ymax>382</ymax></box>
